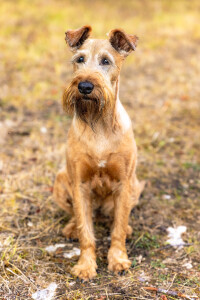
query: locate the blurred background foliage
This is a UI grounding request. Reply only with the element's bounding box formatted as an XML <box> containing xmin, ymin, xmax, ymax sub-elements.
<box><xmin>1</xmin><ymin>0</ymin><xmax>200</xmax><ymax>109</ymax></box>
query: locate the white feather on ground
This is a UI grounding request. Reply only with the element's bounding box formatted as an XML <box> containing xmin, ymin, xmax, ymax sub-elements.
<box><xmin>63</xmin><ymin>247</ymin><xmax>80</xmax><ymax>258</ymax></box>
<box><xmin>45</xmin><ymin>244</ymin><xmax>66</xmax><ymax>253</ymax></box>
<box><xmin>167</xmin><ymin>226</ymin><xmax>186</xmax><ymax>247</ymax></box>
<box><xmin>32</xmin><ymin>282</ymin><xmax>57</xmax><ymax>300</ymax></box>
<box><xmin>45</xmin><ymin>244</ymin><xmax>80</xmax><ymax>258</ymax></box>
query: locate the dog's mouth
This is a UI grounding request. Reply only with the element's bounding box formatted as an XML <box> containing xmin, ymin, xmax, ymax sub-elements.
<box><xmin>82</xmin><ymin>95</ymin><xmax>92</xmax><ymax>100</ymax></box>
<box><xmin>80</xmin><ymin>95</ymin><xmax>98</xmax><ymax>104</ymax></box>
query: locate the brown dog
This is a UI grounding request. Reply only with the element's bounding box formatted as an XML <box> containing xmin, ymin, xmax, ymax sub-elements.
<box><xmin>53</xmin><ymin>25</ymin><xmax>145</xmax><ymax>281</ymax></box>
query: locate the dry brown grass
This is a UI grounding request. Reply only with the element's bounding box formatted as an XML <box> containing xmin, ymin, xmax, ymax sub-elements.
<box><xmin>0</xmin><ymin>0</ymin><xmax>200</xmax><ymax>299</ymax></box>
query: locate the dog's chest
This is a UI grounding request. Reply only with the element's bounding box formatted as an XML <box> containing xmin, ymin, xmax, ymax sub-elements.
<box><xmin>80</xmin><ymin>152</ymin><xmax>122</xmax><ymax>196</ymax></box>
<box><xmin>89</xmin><ymin>162</ymin><xmax>121</xmax><ymax>198</ymax></box>
<box><xmin>85</xmin><ymin>132</ymin><xmax>116</xmax><ymax>157</ymax></box>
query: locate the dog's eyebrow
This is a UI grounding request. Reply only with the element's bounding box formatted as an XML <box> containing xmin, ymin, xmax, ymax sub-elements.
<box><xmin>71</xmin><ymin>50</ymin><xmax>90</xmax><ymax>63</ymax></box>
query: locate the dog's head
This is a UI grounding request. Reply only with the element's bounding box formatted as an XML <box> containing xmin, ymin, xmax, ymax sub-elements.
<box><xmin>63</xmin><ymin>25</ymin><xmax>138</xmax><ymax>128</ymax></box>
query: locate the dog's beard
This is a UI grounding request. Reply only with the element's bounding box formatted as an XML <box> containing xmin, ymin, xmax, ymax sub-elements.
<box><xmin>63</xmin><ymin>76</ymin><xmax>113</xmax><ymax>129</ymax></box>
<box><xmin>74</xmin><ymin>94</ymin><xmax>103</xmax><ymax>129</ymax></box>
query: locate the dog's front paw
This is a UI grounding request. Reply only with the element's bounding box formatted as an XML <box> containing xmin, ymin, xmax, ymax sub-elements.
<box><xmin>72</xmin><ymin>260</ymin><xmax>97</xmax><ymax>281</ymax></box>
<box><xmin>108</xmin><ymin>247</ymin><xmax>131</xmax><ymax>273</ymax></box>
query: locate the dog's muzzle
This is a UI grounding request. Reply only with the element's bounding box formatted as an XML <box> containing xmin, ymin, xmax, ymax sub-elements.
<box><xmin>78</xmin><ymin>81</ymin><xmax>94</xmax><ymax>95</ymax></box>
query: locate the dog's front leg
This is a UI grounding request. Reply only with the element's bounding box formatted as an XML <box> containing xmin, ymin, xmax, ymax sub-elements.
<box><xmin>71</xmin><ymin>181</ymin><xmax>97</xmax><ymax>281</ymax></box>
<box><xmin>108</xmin><ymin>180</ymin><xmax>132</xmax><ymax>273</ymax></box>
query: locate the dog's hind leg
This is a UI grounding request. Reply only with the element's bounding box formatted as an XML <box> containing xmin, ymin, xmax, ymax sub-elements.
<box><xmin>127</xmin><ymin>176</ymin><xmax>146</xmax><ymax>236</ymax></box>
<box><xmin>131</xmin><ymin>175</ymin><xmax>146</xmax><ymax>209</ymax></box>
<box><xmin>53</xmin><ymin>168</ymin><xmax>77</xmax><ymax>239</ymax></box>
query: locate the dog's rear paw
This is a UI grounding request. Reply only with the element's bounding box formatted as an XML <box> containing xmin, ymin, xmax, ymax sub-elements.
<box><xmin>62</xmin><ymin>222</ymin><xmax>78</xmax><ymax>239</ymax></box>
<box><xmin>127</xmin><ymin>225</ymin><xmax>133</xmax><ymax>236</ymax></box>
<box><xmin>108</xmin><ymin>247</ymin><xmax>131</xmax><ymax>273</ymax></box>
<box><xmin>72</xmin><ymin>261</ymin><xmax>97</xmax><ymax>281</ymax></box>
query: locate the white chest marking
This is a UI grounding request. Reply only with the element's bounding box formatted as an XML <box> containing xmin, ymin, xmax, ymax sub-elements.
<box><xmin>98</xmin><ymin>160</ymin><xmax>106</xmax><ymax>168</ymax></box>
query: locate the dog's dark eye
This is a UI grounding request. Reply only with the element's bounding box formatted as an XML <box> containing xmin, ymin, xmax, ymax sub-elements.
<box><xmin>101</xmin><ymin>58</ymin><xmax>110</xmax><ymax>65</ymax></box>
<box><xmin>77</xmin><ymin>56</ymin><xmax>84</xmax><ymax>63</ymax></box>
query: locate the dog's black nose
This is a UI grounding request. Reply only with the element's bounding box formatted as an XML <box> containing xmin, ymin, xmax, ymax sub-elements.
<box><xmin>78</xmin><ymin>81</ymin><xmax>94</xmax><ymax>94</ymax></box>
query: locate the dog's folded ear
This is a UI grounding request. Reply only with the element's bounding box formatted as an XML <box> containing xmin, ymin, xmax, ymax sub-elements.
<box><xmin>65</xmin><ymin>25</ymin><xmax>92</xmax><ymax>50</ymax></box>
<box><xmin>109</xmin><ymin>29</ymin><xmax>138</xmax><ymax>56</ymax></box>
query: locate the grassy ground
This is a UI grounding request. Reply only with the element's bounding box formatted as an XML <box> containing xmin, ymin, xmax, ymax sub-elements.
<box><xmin>0</xmin><ymin>0</ymin><xmax>200</xmax><ymax>299</ymax></box>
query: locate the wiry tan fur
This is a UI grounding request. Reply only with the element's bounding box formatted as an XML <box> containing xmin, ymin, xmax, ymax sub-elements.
<box><xmin>53</xmin><ymin>25</ymin><xmax>145</xmax><ymax>281</ymax></box>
